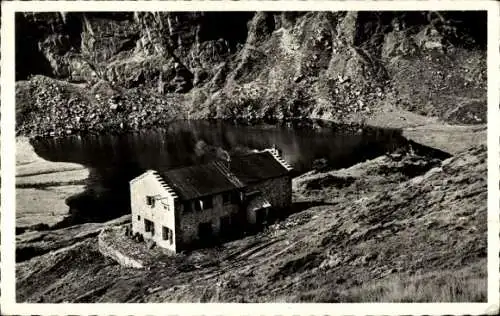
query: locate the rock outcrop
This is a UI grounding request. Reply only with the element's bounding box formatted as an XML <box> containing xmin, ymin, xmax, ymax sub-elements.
<box><xmin>16</xmin><ymin>12</ymin><xmax>486</xmax><ymax>136</ymax></box>
<box><xmin>16</xmin><ymin>215</ymin><xmax>131</xmax><ymax>262</ymax></box>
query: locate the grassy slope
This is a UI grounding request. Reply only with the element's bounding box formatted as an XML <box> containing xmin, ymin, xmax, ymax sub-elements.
<box><xmin>16</xmin><ymin>144</ymin><xmax>486</xmax><ymax>303</ymax></box>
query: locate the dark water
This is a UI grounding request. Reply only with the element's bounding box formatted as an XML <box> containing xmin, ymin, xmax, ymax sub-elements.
<box><xmin>32</xmin><ymin>120</ymin><xmax>406</xmax><ymax>173</ymax></box>
<box><xmin>30</xmin><ymin>120</ymin><xmax>410</xmax><ymax>226</ymax></box>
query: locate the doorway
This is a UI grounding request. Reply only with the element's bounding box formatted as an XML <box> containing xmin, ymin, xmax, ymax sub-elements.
<box><xmin>255</xmin><ymin>207</ymin><xmax>268</xmax><ymax>225</ymax></box>
<box><xmin>198</xmin><ymin>222</ymin><xmax>213</xmax><ymax>242</ymax></box>
<box><xmin>219</xmin><ymin>215</ymin><xmax>231</xmax><ymax>238</ymax></box>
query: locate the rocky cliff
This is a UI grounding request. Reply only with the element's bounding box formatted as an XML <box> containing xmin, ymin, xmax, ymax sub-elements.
<box><xmin>16</xmin><ymin>11</ymin><xmax>486</xmax><ymax>136</ymax></box>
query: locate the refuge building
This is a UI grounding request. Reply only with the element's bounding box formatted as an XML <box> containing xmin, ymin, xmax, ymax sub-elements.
<box><xmin>129</xmin><ymin>148</ymin><xmax>293</xmax><ymax>252</ymax></box>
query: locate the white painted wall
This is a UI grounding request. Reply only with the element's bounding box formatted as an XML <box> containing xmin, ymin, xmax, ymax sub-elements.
<box><xmin>130</xmin><ymin>171</ymin><xmax>177</xmax><ymax>252</ymax></box>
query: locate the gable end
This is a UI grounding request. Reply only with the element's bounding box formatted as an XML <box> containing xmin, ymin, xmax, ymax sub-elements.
<box><xmin>266</xmin><ymin>149</ymin><xmax>293</xmax><ymax>172</ymax></box>
<box><xmin>151</xmin><ymin>171</ymin><xmax>179</xmax><ymax>200</ymax></box>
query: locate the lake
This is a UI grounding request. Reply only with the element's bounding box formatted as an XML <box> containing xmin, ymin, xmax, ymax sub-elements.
<box><xmin>32</xmin><ymin>119</ymin><xmax>406</xmax><ymax>173</ymax></box>
<box><xmin>30</xmin><ymin>119</ymin><xmax>407</xmax><ymax>226</ymax></box>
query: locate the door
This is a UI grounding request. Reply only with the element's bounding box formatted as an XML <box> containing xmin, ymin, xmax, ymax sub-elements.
<box><xmin>198</xmin><ymin>222</ymin><xmax>213</xmax><ymax>243</ymax></box>
<box><xmin>219</xmin><ymin>215</ymin><xmax>231</xmax><ymax>238</ymax></box>
<box><xmin>255</xmin><ymin>208</ymin><xmax>268</xmax><ymax>225</ymax></box>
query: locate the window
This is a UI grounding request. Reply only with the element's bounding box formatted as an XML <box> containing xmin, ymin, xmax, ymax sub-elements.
<box><xmin>194</xmin><ymin>200</ymin><xmax>202</xmax><ymax>212</ymax></box>
<box><xmin>161</xmin><ymin>200</ymin><xmax>169</xmax><ymax>211</ymax></box>
<box><xmin>144</xmin><ymin>219</ymin><xmax>155</xmax><ymax>235</ymax></box>
<box><xmin>137</xmin><ymin>215</ymin><xmax>141</xmax><ymax>221</ymax></box>
<box><xmin>162</xmin><ymin>226</ymin><xmax>168</xmax><ymax>240</ymax></box>
<box><xmin>146</xmin><ymin>196</ymin><xmax>155</xmax><ymax>207</ymax></box>
<box><xmin>162</xmin><ymin>226</ymin><xmax>173</xmax><ymax>244</ymax></box>
<box><xmin>231</xmin><ymin>191</ymin><xmax>242</xmax><ymax>204</ymax></box>
<box><xmin>201</xmin><ymin>196</ymin><xmax>213</xmax><ymax>209</ymax></box>
<box><xmin>222</xmin><ymin>192</ymin><xmax>231</xmax><ymax>205</ymax></box>
<box><xmin>184</xmin><ymin>202</ymin><xmax>192</xmax><ymax>213</ymax></box>
<box><xmin>193</xmin><ymin>197</ymin><xmax>213</xmax><ymax>211</ymax></box>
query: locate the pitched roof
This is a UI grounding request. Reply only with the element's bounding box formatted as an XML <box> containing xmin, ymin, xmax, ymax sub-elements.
<box><xmin>229</xmin><ymin>151</ymin><xmax>291</xmax><ymax>184</ymax></box>
<box><xmin>159</xmin><ymin>161</ymin><xmax>244</xmax><ymax>201</ymax></box>
<box><xmin>157</xmin><ymin>150</ymin><xmax>291</xmax><ymax>200</ymax></box>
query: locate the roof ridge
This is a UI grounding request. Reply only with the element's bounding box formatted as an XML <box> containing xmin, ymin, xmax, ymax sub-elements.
<box><xmin>213</xmin><ymin>160</ymin><xmax>245</xmax><ymax>188</ymax></box>
<box><xmin>161</xmin><ymin>160</ymin><xmax>218</xmax><ymax>174</ymax></box>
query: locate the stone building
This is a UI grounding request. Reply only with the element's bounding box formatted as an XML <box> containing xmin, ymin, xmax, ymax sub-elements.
<box><xmin>129</xmin><ymin>148</ymin><xmax>293</xmax><ymax>252</ymax></box>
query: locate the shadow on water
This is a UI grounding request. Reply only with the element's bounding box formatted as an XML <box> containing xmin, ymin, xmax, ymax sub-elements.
<box><xmin>29</xmin><ymin>119</ymin><xmax>450</xmax><ymax>229</ymax></box>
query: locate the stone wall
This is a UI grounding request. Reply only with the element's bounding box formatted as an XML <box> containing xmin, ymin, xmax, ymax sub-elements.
<box><xmin>246</xmin><ymin>175</ymin><xmax>292</xmax><ymax>211</ymax></box>
<box><xmin>177</xmin><ymin>193</ymin><xmax>240</xmax><ymax>246</ymax></box>
<box><xmin>177</xmin><ymin>175</ymin><xmax>292</xmax><ymax>246</ymax></box>
<box><xmin>98</xmin><ymin>228</ymin><xmax>144</xmax><ymax>269</ymax></box>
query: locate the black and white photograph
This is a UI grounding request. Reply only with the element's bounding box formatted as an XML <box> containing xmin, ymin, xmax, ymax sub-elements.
<box><xmin>1</xmin><ymin>0</ymin><xmax>499</xmax><ymax>314</ymax></box>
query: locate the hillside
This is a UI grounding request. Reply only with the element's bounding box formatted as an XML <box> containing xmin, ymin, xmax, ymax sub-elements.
<box><xmin>16</xmin><ymin>11</ymin><xmax>486</xmax><ymax>137</ymax></box>
<box><xmin>16</xmin><ymin>144</ymin><xmax>487</xmax><ymax>302</ymax></box>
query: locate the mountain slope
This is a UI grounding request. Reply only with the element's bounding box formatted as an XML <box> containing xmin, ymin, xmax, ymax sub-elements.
<box><xmin>16</xmin><ymin>144</ymin><xmax>486</xmax><ymax>302</ymax></box>
<box><xmin>15</xmin><ymin>11</ymin><xmax>486</xmax><ymax>136</ymax></box>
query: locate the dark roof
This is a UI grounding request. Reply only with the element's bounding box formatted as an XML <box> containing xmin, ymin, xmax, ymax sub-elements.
<box><xmin>229</xmin><ymin>151</ymin><xmax>290</xmax><ymax>184</ymax></box>
<box><xmin>159</xmin><ymin>161</ymin><xmax>244</xmax><ymax>201</ymax></box>
<box><xmin>157</xmin><ymin>151</ymin><xmax>290</xmax><ymax>200</ymax></box>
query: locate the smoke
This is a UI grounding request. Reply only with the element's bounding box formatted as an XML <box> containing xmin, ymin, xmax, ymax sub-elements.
<box><xmin>194</xmin><ymin>140</ymin><xmax>208</xmax><ymax>157</ymax></box>
<box><xmin>216</xmin><ymin>147</ymin><xmax>230</xmax><ymax>161</ymax></box>
<box><xmin>193</xmin><ymin>140</ymin><xmax>231</xmax><ymax>162</ymax></box>
<box><xmin>193</xmin><ymin>140</ymin><xmax>255</xmax><ymax>163</ymax></box>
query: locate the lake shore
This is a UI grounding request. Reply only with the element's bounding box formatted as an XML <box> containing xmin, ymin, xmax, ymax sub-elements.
<box><xmin>356</xmin><ymin>104</ymin><xmax>487</xmax><ymax>155</ymax></box>
<box><xmin>16</xmin><ymin>137</ymin><xmax>89</xmax><ymax>230</ymax></box>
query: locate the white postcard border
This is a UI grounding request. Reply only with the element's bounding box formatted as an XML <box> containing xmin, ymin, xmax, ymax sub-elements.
<box><xmin>1</xmin><ymin>1</ymin><xmax>499</xmax><ymax>315</ymax></box>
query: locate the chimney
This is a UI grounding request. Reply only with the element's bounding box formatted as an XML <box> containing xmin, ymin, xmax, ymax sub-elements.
<box><xmin>219</xmin><ymin>149</ymin><xmax>231</xmax><ymax>169</ymax></box>
<box><xmin>270</xmin><ymin>144</ymin><xmax>282</xmax><ymax>157</ymax></box>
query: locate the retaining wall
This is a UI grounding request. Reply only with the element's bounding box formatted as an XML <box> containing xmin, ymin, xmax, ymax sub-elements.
<box><xmin>97</xmin><ymin>227</ymin><xmax>144</xmax><ymax>269</ymax></box>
